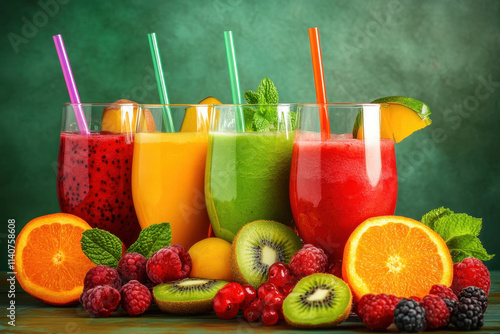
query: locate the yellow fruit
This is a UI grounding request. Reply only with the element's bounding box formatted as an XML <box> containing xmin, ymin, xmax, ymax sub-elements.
<box><xmin>101</xmin><ymin>99</ymin><xmax>156</xmax><ymax>134</ymax></box>
<box><xmin>342</xmin><ymin>216</ymin><xmax>453</xmax><ymax>300</ymax></box>
<box><xmin>354</xmin><ymin>96</ymin><xmax>432</xmax><ymax>143</ymax></box>
<box><xmin>188</xmin><ymin>237</ymin><xmax>233</xmax><ymax>281</ymax></box>
<box><xmin>180</xmin><ymin>96</ymin><xmax>221</xmax><ymax>132</ymax></box>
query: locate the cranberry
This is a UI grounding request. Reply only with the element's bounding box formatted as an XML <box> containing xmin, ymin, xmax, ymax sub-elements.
<box><xmin>240</xmin><ymin>284</ymin><xmax>257</xmax><ymax>310</ymax></box>
<box><xmin>257</xmin><ymin>282</ymin><xmax>278</xmax><ymax>299</ymax></box>
<box><xmin>262</xmin><ymin>306</ymin><xmax>279</xmax><ymax>326</ymax></box>
<box><xmin>268</xmin><ymin>262</ymin><xmax>291</xmax><ymax>287</ymax></box>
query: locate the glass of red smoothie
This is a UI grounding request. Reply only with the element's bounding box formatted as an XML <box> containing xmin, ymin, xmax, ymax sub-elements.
<box><xmin>289</xmin><ymin>104</ymin><xmax>398</xmax><ymax>267</ymax></box>
<box><xmin>57</xmin><ymin>102</ymin><xmax>150</xmax><ymax>247</ymax></box>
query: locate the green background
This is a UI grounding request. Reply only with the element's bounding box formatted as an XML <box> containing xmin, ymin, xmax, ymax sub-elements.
<box><xmin>1</xmin><ymin>0</ymin><xmax>499</xmax><ymax>270</ymax></box>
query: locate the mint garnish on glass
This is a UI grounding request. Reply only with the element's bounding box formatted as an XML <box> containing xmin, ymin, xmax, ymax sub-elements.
<box><xmin>243</xmin><ymin>77</ymin><xmax>296</xmax><ymax>132</ymax></box>
<box><xmin>80</xmin><ymin>223</ymin><xmax>172</xmax><ymax>268</ymax></box>
<box><xmin>421</xmin><ymin>207</ymin><xmax>494</xmax><ymax>263</ymax></box>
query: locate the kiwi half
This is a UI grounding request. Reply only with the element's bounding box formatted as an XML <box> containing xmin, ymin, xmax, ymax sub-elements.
<box><xmin>283</xmin><ymin>273</ymin><xmax>352</xmax><ymax>328</ymax></box>
<box><xmin>153</xmin><ymin>278</ymin><xmax>229</xmax><ymax>315</ymax></box>
<box><xmin>230</xmin><ymin>220</ymin><xmax>302</xmax><ymax>288</ymax></box>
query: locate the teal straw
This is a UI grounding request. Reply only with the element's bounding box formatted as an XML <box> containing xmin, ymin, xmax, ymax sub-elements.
<box><xmin>147</xmin><ymin>33</ymin><xmax>175</xmax><ymax>132</ymax></box>
<box><xmin>224</xmin><ymin>31</ymin><xmax>245</xmax><ymax>132</ymax></box>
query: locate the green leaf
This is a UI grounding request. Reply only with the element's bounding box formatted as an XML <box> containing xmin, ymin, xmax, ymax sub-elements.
<box><xmin>421</xmin><ymin>207</ymin><xmax>454</xmax><ymax>230</ymax></box>
<box><xmin>81</xmin><ymin>229</ymin><xmax>123</xmax><ymax>268</ymax></box>
<box><xmin>447</xmin><ymin>234</ymin><xmax>495</xmax><ymax>263</ymax></box>
<box><xmin>433</xmin><ymin>213</ymin><xmax>482</xmax><ymax>241</ymax></box>
<box><xmin>243</xmin><ymin>107</ymin><xmax>256</xmax><ymax>131</ymax></box>
<box><xmin>244</xmin><ymin>91</ymin><xmax>260</xmax><ymax>104</ymax></box>
<box><xmin>127</xmin><ymin>222</ymin><xmax>172</xmax><ymax>258</ymax></box>
<box><xmin>252</xmin><ymin>113</ymin><xmax>270</xmax><ymax>132</ymax></box>
<box><xmin>257</xmin><ymin>77</ymin><xmax>279</xmax><ymax>104</ymax></box>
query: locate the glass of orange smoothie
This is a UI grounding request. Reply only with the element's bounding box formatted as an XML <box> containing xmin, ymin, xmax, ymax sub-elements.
<box><xmin>132</xmin><ymin>104</ymin><xmax>212</xmax><ymax>250</ymax></box>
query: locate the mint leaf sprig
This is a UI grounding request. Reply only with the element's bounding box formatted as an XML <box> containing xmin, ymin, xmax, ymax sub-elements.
<box><xmin>421</xmin><ymin>207</ymin><xmax>494</xmax><ymax>263</ymax></box>
<box><xmin>244</xmin><ymin>78</ymin><xmax>296</xmax><ymax>132</ymax></box>
<box><xmin>80</xmin><ymin>223</ymin><xmax>172</xmax><ymax>268</ymax></box>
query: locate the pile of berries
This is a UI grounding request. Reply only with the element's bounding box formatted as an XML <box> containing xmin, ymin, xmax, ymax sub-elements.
<box><xmin>357</xmin><ymin>257</ymin><xmax>490</xmax><ymax>332</ymax></box>
<box><xmin>213</xmin><ymin>244</ymin><xmax>330</xmax><ymax>326</ymax></box>
<box><xmin>81</xmin><ymin>244</ymin><xmax>192</xmax><ymax>317</ymax></box>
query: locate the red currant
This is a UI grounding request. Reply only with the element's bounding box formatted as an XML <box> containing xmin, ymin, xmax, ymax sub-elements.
<box><xmin>243</xmin><ymin>304</ymin><xmax>261</xmax><ymax>322</ymax></box>
<box><xmin>263</xmin><ymin>290</ymin><xmax>283</xmax><ymax>307</ymax></box>
<box><xmin>240</xmin><ymin>284</ymin><xmax>257</xmax><ymax>310</ymax></box>
<box><xmin>262</xmin><ymin>306</ymin><xmax>279</xmax><ymax>326</ymax></box>
<box><xmin>219</xmin><ymin>282</ymin><xmax>245</xmax><ymax>304</ymax></box>
<box><xmin>213</xmin><ymin>293</ymin><xmax>232</xmax><ymax>313</ymax></box>
<box><xmin>257</xmin><ymin>282</ymin><xmax>277</xmax><ymax>299</ymax></box>
<box><xmin>216</xmin><ymin>303</ymin><xmax>239</xmax><ymax>320</ymax></box>
<box><xmin>280</xmin><ymin>281</ymin><xmax>297</xmax><ymax>297</ymax></box>
<box><xmin>268</xmin><ymin>262</ymin><xmax>290</xmax><ymax>287</ymax></box>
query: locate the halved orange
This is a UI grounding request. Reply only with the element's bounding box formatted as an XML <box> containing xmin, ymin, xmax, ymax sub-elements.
<box><xmin>15</xmin><ymin>213</ymin><xmax>96</xmax><ymax>305</ymax></box>
<box><xmin>342</xmin><ymin>216</ymin><xmax>453</xmax><ymax>300</ymax></box>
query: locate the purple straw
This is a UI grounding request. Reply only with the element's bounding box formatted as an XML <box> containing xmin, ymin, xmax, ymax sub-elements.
<box><xmin>53</xmin><ymin>34</ymin><xmax>90</xmax><ymax>135</ymax></box>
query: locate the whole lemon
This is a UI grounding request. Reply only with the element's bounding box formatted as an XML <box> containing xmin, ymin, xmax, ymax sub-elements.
<box><xmin>188</xmin><ymin>237</ymin><xmax>233</xmax><ymax>281</ymax></box>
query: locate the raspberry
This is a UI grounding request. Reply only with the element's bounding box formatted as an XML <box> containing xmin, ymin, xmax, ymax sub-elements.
<box><xmin>356</xmin><ymin>294</ymin><xmax>375</xmax><ymax>318</ymax></box>
<box><xmin>146</xmin><ymin>245</ymin><xmax>192</xmax><ymax>284</ymax></box>
<box><xmin>429</xmin><ymin>284</ymin><xmax>458</xmax><ymax>301</ymax></box>
<box><xmin>289</xmin><ymin>244</ymin><xmax>328</xmax><ymax>278</ymax></box>
<box><xmin>81</xmin><ymin>285</ymin><xmax>121</xmax><ymax>317</ymax></box>
<box><xmin>443</xmin><ymin>298</ymin><xmax>458</xmax><ymax>314</ymax></box>
<box><xmin>458</xmin><ymin>286</ymin><xmax>488</xmax><ymax>312</ymax></box>
<box><xmin>83</xmin><ymin>265</ymin><xmax>121</xmax><ymax>291</ymax></box>
<box><xmin>359</xmin><ymin>294</ymin><xmax>400</xmax><ymax>330</ymax></box>
<box><xmin>451</xmin><ymin>257</ymin><xmax>490</xmax><ymax>295</ymax></box>
<box><xmin>120</xmin><ymin>280</ymin><xmax>151</xmax><ymax>316</ymax></box>
<box><xmin>450</xmin><ymin>297</ymin><xmax>484</xmax><ymax>330</ymax></box>
<box><xmin>117</xmin><ymin>252</ymin><xmax>148</xmax><ymax>284</ymax></box>
<box><xmin>419</xmin><ymin>294</ymin><xmax>450</xmax><ymax>329</ymax></box>
<box><xmin>394</xmin><ymin>298</ymin><xmax>426</xmax><ymax>332</ymax></box>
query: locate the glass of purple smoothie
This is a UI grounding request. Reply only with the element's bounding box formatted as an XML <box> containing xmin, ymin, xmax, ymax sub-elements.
<box><xmin>57</xmin><ymin>102</ymin><xmax>153</xmax><ymax>247</ymax></box>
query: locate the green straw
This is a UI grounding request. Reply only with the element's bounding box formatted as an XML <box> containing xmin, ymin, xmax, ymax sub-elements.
<box><xmin>224</xmin><ymin>31</ymin><xmax>245</xmax><ymax>132</ymax></box>
<box><xmin>148</xmin><ymin>32</ymin><xmax>175</xmax><ymax>132</ymax></box>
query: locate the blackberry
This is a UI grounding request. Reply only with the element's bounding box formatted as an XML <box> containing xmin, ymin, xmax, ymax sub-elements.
<box><xmin>394</xmin><ymin>298</ymin><xmax>426</xmax><ymax>332</ymax></box>
<box><xmin>450</xmin><ymin>297</ymin><xmax>484</xmax><ymax>330</ymax></box>
<box><xmin>443</xmin><ymin>298</ymin><xmax>458</xmax><ymax>314</ymax></box>
<box><xmin>458</xmin><ymin>286</ymin><xmax>488</xmax><ymax>312</ymax></box>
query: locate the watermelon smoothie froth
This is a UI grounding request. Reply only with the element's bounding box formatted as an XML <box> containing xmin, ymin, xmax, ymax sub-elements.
<box><xmin>57</xmin><ymin>132</ymin><xmax>141</xmax><ymax>247</ymax></box>
<box><xmin>290</xmin><ymin>133</ymin><xmax>397</xmax><ymax>262</ymax></box>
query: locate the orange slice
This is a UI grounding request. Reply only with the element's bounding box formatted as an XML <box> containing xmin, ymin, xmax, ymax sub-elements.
<box><xmin>180</xmin><ymin>96</ymin><xmax>221</xmax><ymax>132</ymax></box>
<box><xmin>342</xmin><ymin>216</ymin><xmax>453</xmax><ymax>300</ymax></box>
<box><xmin>15</xmin><ymin>213</ymin><xmax>96</xmax><ymax>305</ymax></box>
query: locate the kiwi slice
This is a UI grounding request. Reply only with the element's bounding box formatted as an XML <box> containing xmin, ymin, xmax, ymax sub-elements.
<box><xmin>283</xmin><ymin>273</ymin><xmax>352</xmax><ymax>328</ymax></box>
<box><xmin>153</xmin><ymin>278</ymin><xmax>229</xmax><ymax>315</ymax></box>
<box><xmin>230</xmin><ymin>220</ymin><xmax>302</xmax><ymax>288</ymax></box>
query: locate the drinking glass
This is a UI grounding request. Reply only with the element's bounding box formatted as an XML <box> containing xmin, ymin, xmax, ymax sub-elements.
<box><xmin>132</xmin><ymin>104</ymin><xmax>211</xmax><ymax>250</ymax></box>
<box><xmin>290</xmin><ymin>104</ymin><xmax>398</xmax><ymax>264</ymax></box>
<box><xmin>57</xmin><ymin>103</ymin><xmax>142</xmax><ymax>247</ymax></box>
<box><xmin>205</xmin><ymin>104</ymin><xmax>297</xmax><ymax>242</ymax></box>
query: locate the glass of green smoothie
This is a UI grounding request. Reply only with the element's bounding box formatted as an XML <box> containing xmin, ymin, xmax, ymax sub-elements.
<box><xmin>205</xmin><ymin>103</ymin><xmax>297</xmax><ymax>242</ymax></box>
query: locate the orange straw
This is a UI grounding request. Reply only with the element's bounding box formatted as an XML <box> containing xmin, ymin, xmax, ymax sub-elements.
<box><xmin>308</xmin><ymin>27</ymin><xmax>331</xmax><ymax>140</ymax></box>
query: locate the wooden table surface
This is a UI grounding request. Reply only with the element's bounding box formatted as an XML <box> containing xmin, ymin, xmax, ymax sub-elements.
<box><xmin>1</xmin><ymin>271</ymin><xmax>499</xmax><ymax>333</ymax></box>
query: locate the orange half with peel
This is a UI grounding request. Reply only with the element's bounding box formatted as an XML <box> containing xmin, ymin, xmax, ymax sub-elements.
<box><xmin>342</xmin><ymin>216</ymin><xmax>453</xmax><ymax>300</ymax></box>
<box><xmin>15</xmin><ymin>213</ymin><xmax>96</xmax><ymax>305</ymax></box>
